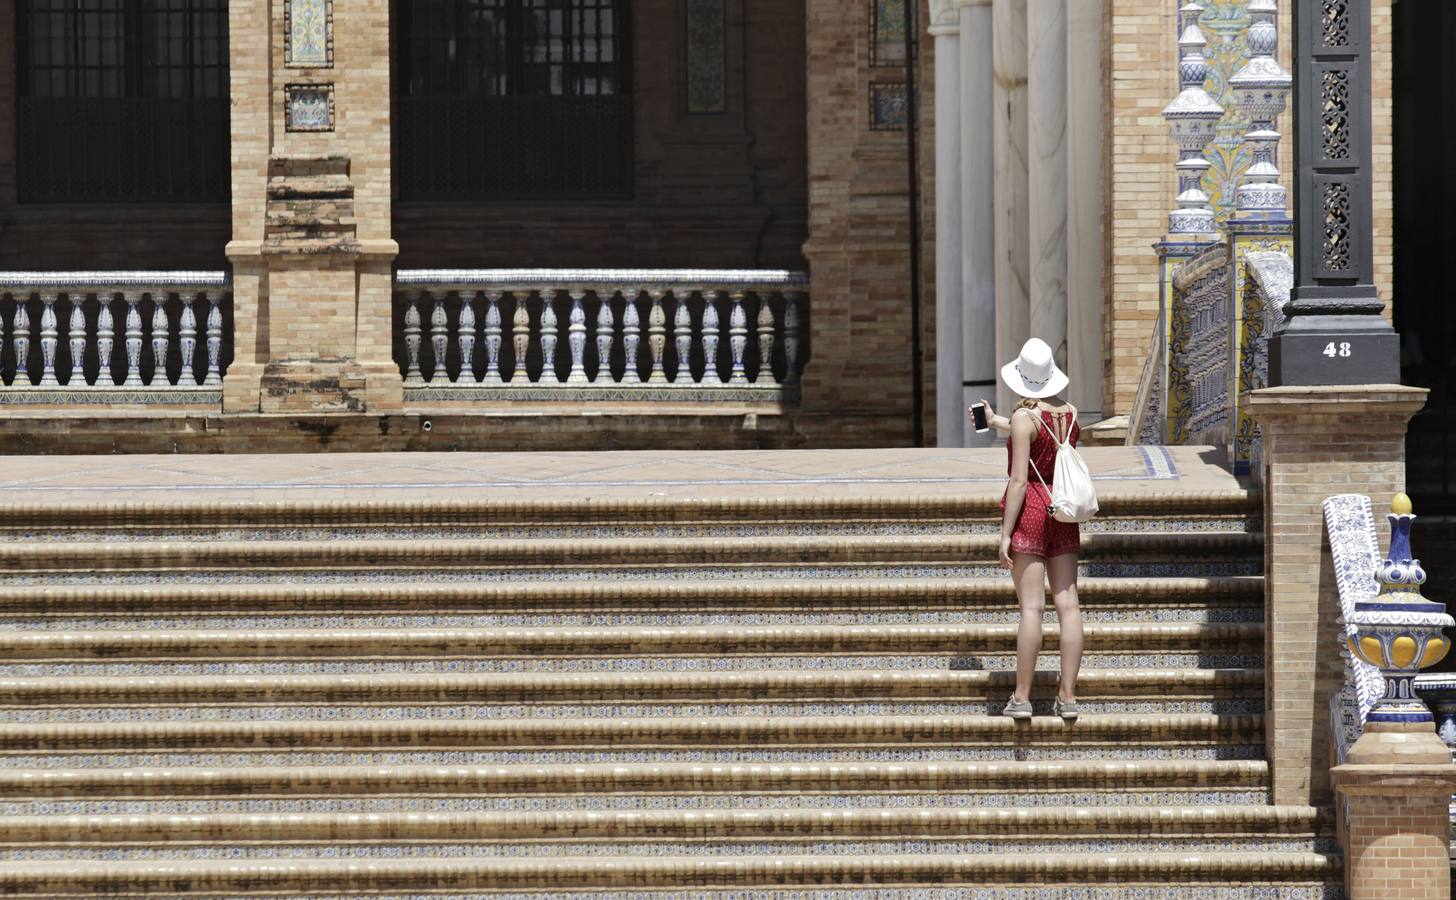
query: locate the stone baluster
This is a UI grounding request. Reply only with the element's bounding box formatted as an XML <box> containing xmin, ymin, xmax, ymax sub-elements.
<box><xmin>67</xmin><ymin>293</ymin><xmax>87</xmax><ymax>386</ymax></box>
<box><xmin>727</xmin><ymin>290</ymin><xmax>749</xmax><ymax>385</ymax></box>
<box><xmin>429</xmin><ymin>293</ymin><xmax>449</xmax><ymax>383</ymax></box>
<box><xmin>150</xmin><ymin>291</ymin><xmax>170</xmax><ymax>387</ymax></box>
<box><xmin>566</xmin><ymin>290</ymin><xmax>589</xmax><ymax>385</ymax></box>
<box><xmin>96</xmin><ymin>294</ymin><xmax>115</xmax><ymax>386</ymax></box>
<box><xmin>646</xmin><ymin>289</ymin><xmax>668</xmax><ymax>384</ymax></box>
<box><xmin>482</xmin><ymin>291</ymin><xmax>504</xmax><ymax>384</ymax></box>
<box><xmin>12</xmin><ymin>295</ymin><xmax>30</xmax><ymax>386</ymax></box>
<box><xmin>672</xmin><ymin>290</ymin><xmax>693</xmax><ymax>383</ymax></box>
<box><xmin>179</xmin><ymin>293</ymin><xmax>200</xmax><ymax>387</ymax></box>
<box><xmin>594</xmin><ymin>289</ymin><xmax>616</xmax><ymax>383</ymax></box>
<box><xmin>457</xmin><ymin>291</ymin><xmax>479</xmax><ymax>384</ymax></box>
<box><xmin>1162</xmin><ymin>2</ymin><xmax>1224</xmax><ymax>236</ymax></box>
<box><xmin>511</xmin><ymin>294</ymin><xmax>530</xmax><ymax>383</ymax></box>
<box><xmin>754</xmin><ymin>294</ymin><xmax>777</xmax><ymax>386</ymax></box>
<box><xmin>539</xmin><ymin>291</ymin><xmax>560</xmax><ymax>385</ymax></box>
<box><xmin>122</xmin><ymin>292</ymin><xmax>143</xmax><ymax>387</ymax></box>
<box><xmin>204</xmin><ymin>293</ymin><xmax>223</xmax><ymax>387</ymax></box>
<box><xmin>784</xmin><ymin>291</ymin><xmax>802</xmax><ymax>384</ymax></box>
<box><xmin>37</xmin><ymin>293</ymin><xmax>59</xmax><ymax>387</ymax></box>
<box><xmin>700</xmin><ymin>290</ymin><xmax>722</xmax><ymax>386</ymax></box>
<box><xmin>403</xmin><ymin>292</ymin><xmax>424</xmax><ymax>385</ymax></box>
<box><xmin>622</xmin><ymin>290</ymin><xmax>642</xmax><ymax>385</ymax></box>
<box><xmin>1229</xmin><ymin>0</ymin><xmax>1292</xmax><ymax>219</ymax></box>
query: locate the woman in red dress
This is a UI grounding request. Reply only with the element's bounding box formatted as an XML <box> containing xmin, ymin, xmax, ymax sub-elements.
<box><xmin>981</xmin><ymin>338</ymin><xmax>1084</xmax><ymax>721</ymax></box>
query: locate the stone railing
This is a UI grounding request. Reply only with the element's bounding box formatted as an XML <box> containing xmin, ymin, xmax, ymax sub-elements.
<box><xmin>392</xmin><ymin>269</ymin><xmax>809</xmax><ymax>404</ymax></box>
<box><xmin>1127</xmin><ymin>315</ymin><xmax>1165</xmax><ymax>446</ymax></box>
<box><xmin>1166</xmin><ymin>242</ymin><xmax>1231</xmax><ymax>447</ymax></box>
<box><xmin>1321</xmin><ymin>493</ymin><xmax>1388</xmax><ymax>766</ymax></box>
<box><xmin>1233</xmin><ymin>251</ymin><xmax>1291</xmax><ymax>477</ymax></box>
<box><xmin>0</xmin><ymin>272</ymin><xmax>231</xmax><ymax>405</ymax></box>
<box><xmin>1128</xmin><ymin>243</ymin><xmax>1291</xmax><ymax>476</ymax></box>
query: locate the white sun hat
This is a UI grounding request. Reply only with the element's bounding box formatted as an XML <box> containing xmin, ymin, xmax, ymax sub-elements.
<box><xmin>1000</xmin><ymin>338</ymin><xmax>1069</xmax><ymax>399</ymax></box>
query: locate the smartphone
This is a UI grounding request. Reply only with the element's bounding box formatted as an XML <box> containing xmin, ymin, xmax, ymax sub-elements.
<box><xmin>970</xmin><ymin>402</ymin><xmax>989</xmax><ymax>433</ymax></box>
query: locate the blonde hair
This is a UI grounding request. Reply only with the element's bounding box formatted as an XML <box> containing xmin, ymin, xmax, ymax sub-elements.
<box><xmin>1016</xmin><ymin>397</ymin><xmax>1040</xmax><ymax>410</ymax></box>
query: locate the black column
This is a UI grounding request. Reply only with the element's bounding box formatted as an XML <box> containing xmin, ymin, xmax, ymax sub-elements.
<box><xmin>1269</xmin><ymin>0</ymin><xmax>1399</xmax><ymax>386</ymax></box>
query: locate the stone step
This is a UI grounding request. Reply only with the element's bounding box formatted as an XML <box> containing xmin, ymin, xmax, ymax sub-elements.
<box><xmin>0</xmin><ymin>698</ymin><xmax>1267</xmax><ymax>724</ymax></box>
<box><xmin>0</xmin><ymin>604</ymin><xmax>1265</xmax><ymax>630</ymax></box>
<box><xmin>0</xmin><ymin>713</ymin><xmax>1262</xmax><ymax>753</ymax></box>
<box><xmin>0</xmin><ymin>623</ymin><xmax>1261</xmax><ymax>661</ymax></box>
<box><xmin>0</xmin><ymin>533</ymin><xmax>1260</xmax><ymax>574</ymax></box>
<box><xmin>0</xmin><ymin>654</ymin><xmax>1266</xmax><ymax>680</ymax></box>
<box><xmin>0</xmin><ymin>668</ymin><xmax>1263</xmax><ymax>706</ymax></box>
<box><xmin>0</xmin><ymin>490</ymin><xmax>1258</xmax><ymax>532</ymax></box>
<box><xmin>0</xmin><ymin>852</ymin><xmax>1339</xmax><ymax>895</ymax></box>
<box><xmin>0</xmin><ymin>759</ymin><xmax>1271</xmax><ymax>799</ymax></box>
<box><xmin>0</xmin><ymin>575</ymin><xmax>1262</xmax><ymax>615</ymax></box>
<box><xmin>0</xmin><ymin>513</ymin><xmax>1259</xmax><ymax>543</ymax></box>
<box><xmin>0</xmin><ymin>790</ymin><xmax>1277</xmax><ymax>815</ymax></box>
<box><xmin>0</xmin><ymin>806</ymin><xmax>1327</xmax><ymax>844</ymax></box>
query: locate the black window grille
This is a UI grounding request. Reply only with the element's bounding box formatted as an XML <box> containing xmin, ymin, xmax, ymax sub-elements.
<box><xmin>396</xmin><ymin>0</ymin><xmax>633</xmax><ymax>201</ymax></box>
<box><xmin>15</xmin><ymin>0</ymin><xmax>229</xmax><ymax>204</ymax></box>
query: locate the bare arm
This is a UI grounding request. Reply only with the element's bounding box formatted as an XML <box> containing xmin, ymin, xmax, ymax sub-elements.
<box><xmin>977</xmin><ymin>398</ymin><xmax>1015</xmax><ymax>435</ymax></box>
<box><xmin>998</xmin><ymin>410</ymin><xmax>1036</xmax><ymax>566</ymax></box>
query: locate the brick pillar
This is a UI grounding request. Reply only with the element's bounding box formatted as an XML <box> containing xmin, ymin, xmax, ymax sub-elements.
<box><xmin>1247</xmin><ymin>384</ymin><xmax>1427</xmax><ymax>806</ymax></box>
<box><xmin>1333</xmin><ymin>726</ymin><xmax>1456</xmax><ymax>899</ymax></box>
<box><xmin>224</xmin><ymin>0</ymin><xmax>402</xmax><ymax>414</ymax></box>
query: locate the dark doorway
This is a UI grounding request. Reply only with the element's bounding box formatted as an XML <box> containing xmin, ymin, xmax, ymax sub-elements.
<box><xmin>1393</xmin><ymin>0</ymin><xmax>1456</xmax><ymax>657</ymax></box>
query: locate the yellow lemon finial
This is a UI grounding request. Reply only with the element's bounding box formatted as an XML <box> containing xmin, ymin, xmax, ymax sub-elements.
<box><xmin>1392</xmin><ymin>493</ymin><xmax>1413</xmax><ymax>516</ymax></box>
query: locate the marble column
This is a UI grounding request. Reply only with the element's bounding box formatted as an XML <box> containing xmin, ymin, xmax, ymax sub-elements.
<box><xmin>1065</xmin><ymin>0</ymin><xmax>1103</xmax><ymax>418</ymax></box>
<box><xmin>992</xmin><ymin>0</ymin><xmax>1029</xmax><ymax>416</ymax></box>
<box><xmin>931</xmin><ymin>1</ymin><xmax>964</xmax><ymax>448</ymax></box>
<box><xmin>1026</xmin><ymin>0</ymin><xmax>1067</xmax><ymax>385</ymax></box>
<box><xmin>960</xmin><ymin>0</ymin><xmax>996</xmax><ymax>447</ymax></box>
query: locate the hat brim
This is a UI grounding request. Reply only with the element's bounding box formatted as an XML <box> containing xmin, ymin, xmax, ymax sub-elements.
<box><xmin>1000</xmin><ymin>359</ymin><xmax>1069</xmax><ymax>399</ymax></box>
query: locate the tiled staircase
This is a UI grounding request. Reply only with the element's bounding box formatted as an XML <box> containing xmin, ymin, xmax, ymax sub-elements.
<box><xmin>0</xmin><ymin>489</ymin><xmax>1340</xmax><ymax>896</ymax></box>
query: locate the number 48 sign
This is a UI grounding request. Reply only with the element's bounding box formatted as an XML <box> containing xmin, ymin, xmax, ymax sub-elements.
<box><xmin>1323</xmin><ymin>342</ymin><xmax>1353</xmax><ymax>358</ymax></box>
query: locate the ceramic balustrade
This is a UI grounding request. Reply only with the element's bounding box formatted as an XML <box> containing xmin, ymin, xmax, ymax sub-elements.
<box><xmin>0</xmin><ymin>273</ymin><xmax>231</xmax><ymax>404</ymax></box>
<box><xmin>392</xmin><ymin>269</ymin><xmax>809</xmax><ymax>404</ymax></box>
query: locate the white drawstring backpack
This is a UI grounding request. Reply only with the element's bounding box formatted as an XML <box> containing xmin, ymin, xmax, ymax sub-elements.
<box><xmin>1025</xmin><ymin>412</ymin><xmax>1099</xmax><ymax>524</ymax></box>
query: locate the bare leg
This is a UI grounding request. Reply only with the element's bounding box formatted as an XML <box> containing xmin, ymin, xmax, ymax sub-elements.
<box><xmin>1010</xmin><ymin>551</ymin><xmax>1047</xmax><ymax>703</ymax></box>
<box><xmin>1047</xmin><ymin>551</ymin><xmax>1082</xmax><ymax>702</ymax></box>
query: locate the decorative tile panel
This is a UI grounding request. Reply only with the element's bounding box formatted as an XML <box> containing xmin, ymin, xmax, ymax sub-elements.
<box><xmin>869</xmin><ymin>82</ymin><xmax>909</xmax><ymax>131</ymax></box>
<box><xmin>684</xmin><ymin>0</ymin><xmax>726</xmax><ymax>113</ymax></box>
<box><xmin>285</xmin><ymin>0</ymin><xmax>333</xmax><ymax>67</ymax></box>
<box><xmin>871</xmin><ymin>0</ymin><xmax>916</xmax><ymax>67</ymax></box>
<box><xmin>285</xmin><ymin>84</ymin><xmax>335</xmax><ymax>132</ymax></box>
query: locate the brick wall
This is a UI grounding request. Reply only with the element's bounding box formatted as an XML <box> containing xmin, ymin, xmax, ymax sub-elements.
<box><xmin>1105</xmin><ymin>0</ymin><xmax>1173</xmax><ymax>418</ymax></box>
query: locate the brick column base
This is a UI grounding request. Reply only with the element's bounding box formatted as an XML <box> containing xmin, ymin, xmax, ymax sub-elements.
<box><xmin>1334</xmin><ymin>723</ymin><xmax>1456</xmax><ymax>899</ymax></box>
<box><xmin>1247</xmin><ymin>385</ymin><xmax>1427</xmax><ymax>806</ymax></box>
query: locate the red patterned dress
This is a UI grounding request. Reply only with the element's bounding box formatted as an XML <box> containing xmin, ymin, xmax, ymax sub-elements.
<box><xmin>1000</xmin><ymin>408</ymin><xmax>1081</xmax><ymax>558</ymax></box>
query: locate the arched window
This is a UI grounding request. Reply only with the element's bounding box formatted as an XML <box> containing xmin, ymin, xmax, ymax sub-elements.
<box><xmin>15</xmin><ymin>0</ymin><xmax>229</xmax><ymax>203</ymax></box>
<box><xmin>395</xmin><ymin>0</ymin><xmax>633</xmax><ymax>201</ymax></box>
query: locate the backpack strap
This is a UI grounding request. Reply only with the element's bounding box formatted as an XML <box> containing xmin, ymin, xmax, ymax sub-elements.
<box><xmin>1015</xmin><ymin>409</ymin><xmax>1055</xmax><ymax>495</ymax></box>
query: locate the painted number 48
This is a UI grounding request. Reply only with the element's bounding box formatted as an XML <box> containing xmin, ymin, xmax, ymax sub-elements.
<box><xmin>1323</xmin><ymin>342</ymin><xmax>1353</xmax><ymax>358</ymax></box>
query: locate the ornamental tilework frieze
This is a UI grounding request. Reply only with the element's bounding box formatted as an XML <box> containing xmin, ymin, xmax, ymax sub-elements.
<box><xmin>1176</xmin><ymin>0</ymin><xmax>1261</xmax><ymax>224</ymax></box>
<box><xmin>285</xmin><ymin>84</ymin><xmax>335</xmax><ymax>132</ymax></box>
<box><xmin>285</xmin><ymin>0</ymin><xmax>333</xmax><ymax>67</ymax></box>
